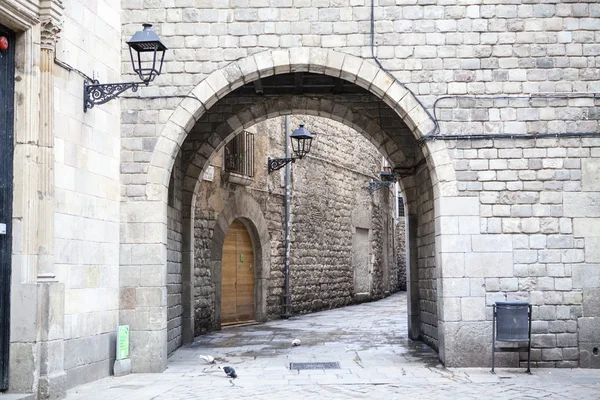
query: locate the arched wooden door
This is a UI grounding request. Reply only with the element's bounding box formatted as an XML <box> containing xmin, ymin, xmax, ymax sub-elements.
<box><xmin>221</xmin><ymin>219</ymin><xmax>255</xmax><ymax>325</ymax></box>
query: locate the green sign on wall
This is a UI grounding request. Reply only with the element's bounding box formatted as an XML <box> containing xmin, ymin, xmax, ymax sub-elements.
<box><xmin>117</xmin><ymin>325</ymin><xmax>130</xmax><ymax>360</ymax></box>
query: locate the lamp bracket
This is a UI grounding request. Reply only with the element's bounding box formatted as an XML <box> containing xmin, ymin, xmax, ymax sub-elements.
<box><xmin>268</xmin><ymin>157</ymin><xmax>295</xmax><ymax>173</ymax></box>
<box><xmin>84</xmin><ymin>79</ymin><xmax>145</xmax><ymax>112</ymax></box>
<box><xmin>369</xmin><ymin>179</ymin><xmax>394</xmax><ymax>195</ymax></box>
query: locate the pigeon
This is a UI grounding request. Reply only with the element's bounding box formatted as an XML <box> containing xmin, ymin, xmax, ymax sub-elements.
<box><xmin>219</xmin><ymin>366</ymin><xmax>237</xmax><ymax>378</ymax></box>
<box><xmin>199</xmin><ymin>355</ymin><xmax>215</xmax><ymax>364</ymax></box>
<box><xmin>292</xmin><ymin>338</ymin><xmax>302</xmax><ymax>347</ymax></box>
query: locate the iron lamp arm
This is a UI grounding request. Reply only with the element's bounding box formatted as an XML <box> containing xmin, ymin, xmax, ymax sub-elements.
<box><xmin>83</xmin><ymin>79</ymin><xmax>147</xmax><ymax>112</ymax></box>
<box><xmin>268</xmin><ymin>157</ymin><xmax>296</xmax><ymax>173</ymax></box>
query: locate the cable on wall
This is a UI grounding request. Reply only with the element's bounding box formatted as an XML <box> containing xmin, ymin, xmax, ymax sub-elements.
<box><xmin>422</xmin><ymin>93</ymin><xmax>600</xmax><ymax>142</ymax></box>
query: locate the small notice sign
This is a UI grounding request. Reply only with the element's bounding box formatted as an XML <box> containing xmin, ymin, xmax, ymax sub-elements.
<box><xmin>203</xmin><ymin>165</ymin><xmax>215</xmax><ymax>182</ymax></box>
<box><xmin>117</xmin><ymin>325</ymin><xmax>130</xmax><ymax>360</ymax></box>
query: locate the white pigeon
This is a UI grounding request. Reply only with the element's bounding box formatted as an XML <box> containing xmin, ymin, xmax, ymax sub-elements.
<box><xmin>292</xmin><ymin>338</ymin><xmax>301</xmax><ymax>347</ymax></box>
<box><xmin>199</xmin><ymin>355</ymin><xmax>215</xmax><ymax>364</ymax></box>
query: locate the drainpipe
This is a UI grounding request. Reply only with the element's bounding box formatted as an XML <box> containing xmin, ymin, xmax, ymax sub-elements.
<box><xmin>283</xmin><ymin>115</ymin><xmax>292</xmax><ymax>318</ymax></box>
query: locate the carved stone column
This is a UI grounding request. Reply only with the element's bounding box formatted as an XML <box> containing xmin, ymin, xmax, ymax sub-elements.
<box><xmin>36</xmin><ymin>9</ymin><xmax>67</xmax><ymax>398</ymax></box>
<box><xmin>37</xmin><ymin>18</ymin><xmax>59</xmax><ymax>281</ymax></box>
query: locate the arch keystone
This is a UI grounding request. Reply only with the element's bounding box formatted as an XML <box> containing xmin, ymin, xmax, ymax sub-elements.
<box><xmin>272</xmin><ymin>49</ymin><xmax>291</xmax><ymax>74</ymax></box>
<box><xmin>289</xmin><ymin>47</ymin><xmax>310</xmax><ymax>72</ymax></box>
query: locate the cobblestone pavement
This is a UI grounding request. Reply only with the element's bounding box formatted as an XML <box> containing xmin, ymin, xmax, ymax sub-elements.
<box><xmin>67</xmin><ymin>293</ymin><xmax>600</xmax><ymax>399</ymax></box>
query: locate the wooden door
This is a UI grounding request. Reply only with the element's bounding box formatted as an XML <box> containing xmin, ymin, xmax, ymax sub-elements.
<box><xmin>221</xmin><ymin>220</ymin><xmax>255</xmax><ymax>325</ymax></box>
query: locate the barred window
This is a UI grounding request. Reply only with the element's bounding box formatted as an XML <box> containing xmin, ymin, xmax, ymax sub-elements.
<box><xmin>224</xmin><ymin>130</ymin><xmax>254</xmax><ymax>178</ymax></box>
<box><xmin>398</xmin><ymin>197</ymin><xmax>405</xmax><ymax>217</ymax></box>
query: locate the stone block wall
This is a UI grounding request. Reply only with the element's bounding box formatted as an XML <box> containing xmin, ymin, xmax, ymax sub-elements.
<box><xmin>114</xmin><ymin>0</ymin><xmax>600</xmax><ymax>370</ymax></box>
<box><xmin>192</xmin><ymin>115</ymin><xmax>399</xmax><ymax>332</ymax></box>
<box><xmin>395</xmin><ymin>212</ymin><xmax>407</xmax><ymax>291</ymax></box>
<box><xmin>167</xmin><ymin>153</ymin><xmax>184</xmax><ymax>355</ymax></box>
<box><xmin>444</xmin><ymin>136</ymin><xmax>600</xmax><ymax>367</ymax></box>
<box><xmin>410</xmin><ymin>163</ymin><xmax>438</xmax><ymax>351</ymax></box>
<box><xmin>54</xmin><ymin>0</ymin><xmax>121</xmax><ymax>388</ymax></box>
<box><xmin>120</xmin><ymin>1</ymin><xmax>599</xmax><ymax>116</ymax></box>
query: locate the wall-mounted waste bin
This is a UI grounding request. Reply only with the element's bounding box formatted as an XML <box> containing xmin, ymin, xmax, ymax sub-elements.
<box><xmin>491</xmin><ymin>302</ymin><xmax>532</xmax><ymax>373</ymax></box>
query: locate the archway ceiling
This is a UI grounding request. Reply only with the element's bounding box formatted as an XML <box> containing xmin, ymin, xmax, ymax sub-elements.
<box><xmin>182</xmin><ymin>73</ymin><xmax>423</xmax><ymax>173</ymax></box>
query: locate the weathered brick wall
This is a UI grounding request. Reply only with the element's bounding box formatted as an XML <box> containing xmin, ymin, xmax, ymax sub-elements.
<box><xmin>446</xmin><ymin>136</ymin><xmax>599</xmax><ymax>367</ymax></box>
<box><xmin>193</xmin><ymin>115</ymin><xmax>398</xmax><ymax>332</ymax></box>
<box><xmin>167</xmin><ymin>152</ymin><xmax>184</xmax><ymax>355</ymax></box>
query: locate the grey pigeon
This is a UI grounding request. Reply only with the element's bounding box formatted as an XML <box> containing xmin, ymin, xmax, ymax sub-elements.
<box><xmin>220</xmin><ymin>366</ymin><xmax>237</xmax><ymax>378</ymax></box>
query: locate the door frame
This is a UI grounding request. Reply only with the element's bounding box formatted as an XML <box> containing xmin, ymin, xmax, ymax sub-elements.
<box><xmin>220</xmin><ymin>219</ymin><xmax>256</xmax><ymax>325</ymax></box>
<box><xmin>204</xmin><ymin>192</ymin><xmax>270</xmax><ymax>331</ymax></box>
<box><xmin>0</xmin><ymin>22</ymin><xmax>15</xmax><ymax>391</ymax></box>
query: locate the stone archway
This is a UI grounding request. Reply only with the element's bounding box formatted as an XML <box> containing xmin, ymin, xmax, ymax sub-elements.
<box><xmin>121</xmin><ymin>48</ymin><xmax>459</xmax><ymax>373</ymax></box>
<box><xmin>145</xmin><ymin>48</ymin><xmax>441</xmax><ymax>201</ymax></box>
<box><xmin>181</xmin><ymin>95</ymin><xmax>407</xmax><ymax>202</ymax></box>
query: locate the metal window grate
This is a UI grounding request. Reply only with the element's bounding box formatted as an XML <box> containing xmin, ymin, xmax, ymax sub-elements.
<box><xmin>398</xmin><ymin>197</ymin><xmax>405</xmax><ymax>216</ymax></box>
<box><xmin>290</xmin><ymin>362</ymin><xmax>340</xmax><ymax>370</ymax></box>
<box><xmin>224</xmin><ymin>130</ymin><xmax>254</xmax><ymax>178</ymax></box>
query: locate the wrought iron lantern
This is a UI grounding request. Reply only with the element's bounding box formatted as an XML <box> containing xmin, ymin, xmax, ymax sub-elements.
<box><xmin>84</xmin><ymin>24</ymin><xmax>168</xmax><ymax>112</ymax></box>
<box><xmin>268</xmin><ymin>124</ymin><xmax>314</xmax><ymax>173</ymax></box>
<box><xmin>290</xmin><ymin>124</ymin><xmax>313</xmax><ymax>159</ymax></box>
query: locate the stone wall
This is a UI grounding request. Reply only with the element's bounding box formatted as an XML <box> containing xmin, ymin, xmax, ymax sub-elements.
<box><xmin>120</xmin><ymin>1</ymin><xmax>599</xmax><ymax>111</ymax></box>
<box><xmin>167</xmin><ymin>152</ymin><xmax>184</xmax><ymax>355</ymax></box>
<box><xmin>193</xmin><ymin>115</ymin><xmax>399</xmax><ymax>332</ymax></box>
<box><xmin>114</xmin><ymin>0</ymin><xmax>600</xmax><ymax>371</ymax></box>
<box><xmin>415</xmin><ymin>164</ymin><xmax>438</xmax><ymax>351</ymax></box>
<box><xmin>443</xmin><ymin>136</ymin><xmax>600</xmax><ymax>368</ymax></box>
<box><xmin>54</xmin><ymin>0</ymin><xmax>121</xmax><ymax>388</ymax></box>
<box><xmin>396</xmin><ymin>213</ymin><xmax>407</xmax><ymax>291</ymax></box>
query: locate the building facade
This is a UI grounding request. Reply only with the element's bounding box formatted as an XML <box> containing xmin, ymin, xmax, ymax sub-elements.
<box><xmin>0</xmin><ymin>0</ymin><xmax>599</xmax><ymax>398</ymax></box>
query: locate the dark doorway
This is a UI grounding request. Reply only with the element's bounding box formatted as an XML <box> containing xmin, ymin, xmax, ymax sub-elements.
<box><xmin>0</xmin><ymin>23</ymin><xmax>15</xmax><ymax>391</ymax></box>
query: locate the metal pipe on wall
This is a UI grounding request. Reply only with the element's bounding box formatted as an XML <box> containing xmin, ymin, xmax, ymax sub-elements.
<box><xmin>283</xmin><ymin>115</ymin><xmax>292</xmax><ymax>318</ymax></box>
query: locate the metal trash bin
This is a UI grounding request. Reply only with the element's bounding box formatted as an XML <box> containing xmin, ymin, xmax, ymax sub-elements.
<box><xmin>491</xmin><ymin>301</ymin><xmax>532</xmax><ymax>373</ymax></box>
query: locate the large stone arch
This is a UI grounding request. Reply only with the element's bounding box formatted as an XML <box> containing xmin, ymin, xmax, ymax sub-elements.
<box><xmin>145</xmin><ymin>48</ymin><xmax>446</xmax><ymax>202</ymax></box>
<box><xmin>123</xmin><ymin>48</ymin><xmax>460</xmax><ymax>372</ymax></box>
<box><xmin>181</xmin><ymin>95</ymin><xmax>406</xmax><ymax>205</ymax></box>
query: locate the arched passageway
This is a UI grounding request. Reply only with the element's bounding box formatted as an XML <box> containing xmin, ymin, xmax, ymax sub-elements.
<box><xmin>121</xmin><ymin>48</ymin><xmax>458</xmax><ymax>372</ymax></box>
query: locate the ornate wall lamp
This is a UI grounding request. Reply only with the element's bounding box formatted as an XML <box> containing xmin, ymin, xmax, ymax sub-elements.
<box><xmin>369</xmin><ymin>168</ymin><xmax>397</xmax><ymax>194</ymax></box>
<box><xmin>83</xmin><ymin>24</ymin><xmax>167</xmax><ymax>112</ymax></box>
<box><xmin>268</xmin><ymin>124</ymin><xmax>314</xmax><ymax>173</ymax></box>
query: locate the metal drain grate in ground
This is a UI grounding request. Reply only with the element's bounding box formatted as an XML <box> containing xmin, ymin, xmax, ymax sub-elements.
<box><xmin>290</xmin><ymin>362</ymin><xmax>340</xmax><ymax>370</ymax></box>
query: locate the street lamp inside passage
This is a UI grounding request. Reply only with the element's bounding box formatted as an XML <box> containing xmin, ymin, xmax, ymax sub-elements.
<box><xmin>268</xmin><ymin>124</ymin><xmax>314</xmax><ymax>173</ymax></box>
<box><xmin>83</xmin><ymin>24</ymin><xmax>168</xmax><ymax>112</ymax></box>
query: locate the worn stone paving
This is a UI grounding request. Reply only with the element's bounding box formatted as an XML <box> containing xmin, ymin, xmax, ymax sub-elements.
<box><xmin>66</xmin><ymin>293</ymin><xmax>600</xmax><ymax>400</ymax></box>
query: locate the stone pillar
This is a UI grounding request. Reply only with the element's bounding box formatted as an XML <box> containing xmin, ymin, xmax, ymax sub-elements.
<box><xmin>37</xmin><ymin>22</ymin><xmax>57</xmax><ymax>280</ymax></box>
<box><xmin>120</xmin><ymin>200</ymin><xmax>168</xmax><ymax>373</ymax></box>
<box><xmin>181</xmin><ymin>212</ymin><xmax>195</xmax><ymax>344</ymax></box>
<box><xmin>406</xmin><ymin>214</ymin><xmax>421</xmax><ymax>340</ymax></box>
<box><xmin>35</xmin><ymin>16</ymin><xmax>66</xmax><ymax>398</ymax></box>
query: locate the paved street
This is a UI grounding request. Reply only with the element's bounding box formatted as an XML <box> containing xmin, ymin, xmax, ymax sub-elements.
<box><xmin>66</xmin><ymin>293</ymin><xmax>600</xmax><ymax>399</ymax></box>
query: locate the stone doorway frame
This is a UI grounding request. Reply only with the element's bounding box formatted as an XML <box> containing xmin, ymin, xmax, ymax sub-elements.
<box><xmin>205</xmin><ymin>192</ymin><xmax>270</xmax><ymax>331</ymax></box>
<box><xmin>122</xmin><ymin>48</ymin><xmax>459</xmax><ymax>372</ymax></box>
